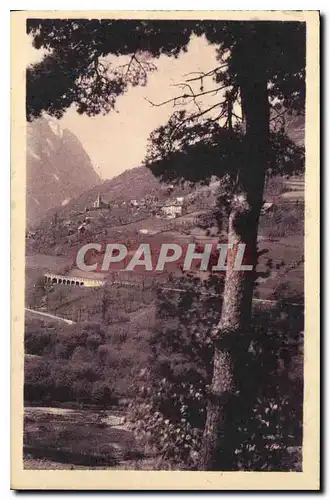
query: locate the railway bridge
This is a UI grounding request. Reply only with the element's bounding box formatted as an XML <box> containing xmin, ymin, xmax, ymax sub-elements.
<box><xmin>44</xmin><ymin>272</ymin><xmax>106</xmax><ymax>288</ymax></box>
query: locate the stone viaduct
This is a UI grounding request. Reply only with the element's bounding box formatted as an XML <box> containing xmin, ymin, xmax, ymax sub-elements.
<box><xmin>44</xmin><ymin>273</ymin><xmax>106</xmax><ymax>288</ymax></box>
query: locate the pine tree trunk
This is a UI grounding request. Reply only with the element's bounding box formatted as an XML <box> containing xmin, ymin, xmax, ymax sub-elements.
<box><xmin>199</xmin><ymin>75</ymin><xmax>270</xmax><ymax>470</ymax></box>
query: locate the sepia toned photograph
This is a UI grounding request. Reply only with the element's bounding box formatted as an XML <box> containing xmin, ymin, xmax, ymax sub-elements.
<box><xmin>11</xmin><ymin>10</ymin><xmax>319</xmax><ymax>490</ymax></box>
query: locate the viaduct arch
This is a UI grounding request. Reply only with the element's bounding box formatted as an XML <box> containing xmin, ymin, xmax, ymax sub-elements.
<box><xmin>44</xmin><ymin>273</ymin><xmax>105</xmax><ymax>288</ymax></box>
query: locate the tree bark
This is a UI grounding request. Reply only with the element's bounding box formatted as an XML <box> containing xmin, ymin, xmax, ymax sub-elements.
<box><xmin>199</xmin><ymin>73</ymin><xmax>270</xmax><ymax>470</ymax></box>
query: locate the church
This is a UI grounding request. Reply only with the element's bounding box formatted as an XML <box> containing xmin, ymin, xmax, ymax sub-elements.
<box><xmin>86</xmin><ymin>193</ymin><xmax>110</xmax><ymax>211</ymax></box>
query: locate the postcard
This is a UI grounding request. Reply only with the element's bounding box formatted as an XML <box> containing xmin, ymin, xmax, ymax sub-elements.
<box><xmin>11</xmin><ymin>10</ymin><xmax>320</xmax><ymax>490</ymax></box>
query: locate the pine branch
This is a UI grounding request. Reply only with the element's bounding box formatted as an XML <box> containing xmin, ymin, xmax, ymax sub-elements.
<box><xmin>270</xmin><ymin>109</ymin><xmax>287</xmax><ymax>122</ymax></box>
<box><xmin>144</xmin><ymin>85</ymin><xmax>227</xmax><ymax>109</ymax></box>
<box><xmin>183</xmin><ymin>64</ymin><xmax>228</xmax><ymax>83</ymax></box>
<box><xmin>168</xmin><ymin>102</ymin><xmax>226</xmax><ymax>139</ymax></box>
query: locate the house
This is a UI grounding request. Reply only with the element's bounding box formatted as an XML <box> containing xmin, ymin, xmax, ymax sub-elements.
<box><xmin>78</xmin><ymin>218</ymin><xmax>92</xmax><ymax>236</ymax></box>
<box><xmin>161</xmin><ymin>205</ymin><xmax>183</xmax><ymax>219</ymax></box>
<box><xmin>160</xmin><ymin>198</ymin><xmax>184</xmax><ymax>219</ymax></box>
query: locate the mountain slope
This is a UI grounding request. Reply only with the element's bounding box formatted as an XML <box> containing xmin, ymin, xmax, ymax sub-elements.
<box><xmin>26</xmin><ymin>117</ymin><xmax>101</xmax><ymax>227</ymax></box>
<box><xmin>51</xmin><ymin>165</ymin><xmax>168</xmax><ymax>217</ymax></box>
<box><xmin>32</xmin><ymin>110</ymin><xmax>304</xmax><ymax>232</ymax></box>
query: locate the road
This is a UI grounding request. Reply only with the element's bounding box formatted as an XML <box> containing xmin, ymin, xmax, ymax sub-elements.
<box><xmin>25</xmin><ymin>308</ymin><xmax>76</xmax><ymax>325</ymax></box>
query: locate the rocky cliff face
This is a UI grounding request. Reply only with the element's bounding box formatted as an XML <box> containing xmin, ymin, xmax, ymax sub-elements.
<box><xmin>26</xmin><ymin>117</ymin><xmax>101</xmax><ymax>227</ymax></box>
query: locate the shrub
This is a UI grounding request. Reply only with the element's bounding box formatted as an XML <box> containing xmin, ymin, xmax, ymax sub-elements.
<box><xmin>25</xmin><ymin>328</ymin><xmax>54</xmax><ymax>356</ymax></box>
<box><xmin>92</xmin><ymin>381</ymin><xmax>117</xmax><ymax>406</ymax></box>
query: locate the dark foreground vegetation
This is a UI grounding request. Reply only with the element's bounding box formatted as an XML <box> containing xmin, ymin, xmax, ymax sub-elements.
<box><xmin>128</xmin><ymin>275</ymin><xmax>303</xmax><ymax>471</ymax></box>
<box><xmin>25</xmin><ymin>269</ymin><xmax>303</xmax><ymax>471</ymax></box>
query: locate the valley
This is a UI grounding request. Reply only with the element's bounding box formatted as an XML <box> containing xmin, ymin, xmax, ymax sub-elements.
<box><xmin>24</xmin><ymin>173</ymin><xmax>304</xmax><ymax>470</ymax></box>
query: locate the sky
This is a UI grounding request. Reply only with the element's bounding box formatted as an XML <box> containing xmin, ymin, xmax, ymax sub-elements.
<box><xmin>27</xmin><ymin>33</ymin><xmax>221</xmax><ymax>180</ymax></box>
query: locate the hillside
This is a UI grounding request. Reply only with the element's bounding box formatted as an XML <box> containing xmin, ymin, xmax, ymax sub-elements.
<box><xmin>35</xmin><ymin>109</ymin><xmax>304</xmax><ymax>220</ymax></box>
<box><xmin>27</xmin><ymin>110</ymin><xmax>304</xmax><ymax>257</ymax></box>
<box><xmin>27</xmin><ymin>117</ymin><xmax>101</xmax><ymax>227</ymax></box>
<box><xmin>44</xmin><ymin>165</ymin><xmax>175</xmax><ymax>219</ymax></box>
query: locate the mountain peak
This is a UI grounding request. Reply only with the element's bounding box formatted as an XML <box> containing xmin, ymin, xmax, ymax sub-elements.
<box><xmin>26</xmin><ymin>117</ymin><xmax>101</xmax><ymax>227</ymax></box>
